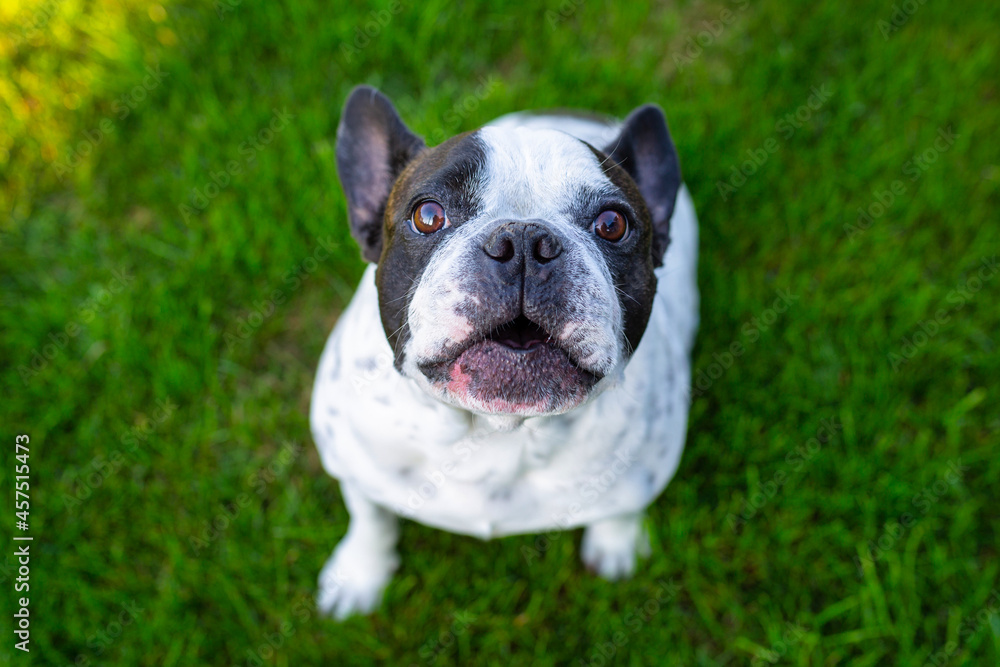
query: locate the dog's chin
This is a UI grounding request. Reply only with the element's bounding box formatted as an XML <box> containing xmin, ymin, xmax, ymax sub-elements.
<box><xmin>416</xmin><ymin>318</ymin><xmax>601</xmax><ymax>417</ymax></box>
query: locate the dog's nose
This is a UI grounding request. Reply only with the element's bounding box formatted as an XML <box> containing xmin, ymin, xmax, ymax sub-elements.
<box><xmin>483</xmin><ymin>226</ymin><xmax>517</xmax><ymax>262</ymax></box>
<box><xmin>482</xmin><ymin>222</ymin><xmax>563</xmax><ymax>265</ymax></box>
<box><xmin>526</xmin><ymin>224</ymin><xmax>562</xmax><ymax>264</ymax></box>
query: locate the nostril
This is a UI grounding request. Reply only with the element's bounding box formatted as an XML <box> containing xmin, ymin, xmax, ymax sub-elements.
<box><xmin>484</xmin><ymin>236</ymin><xmax>516</xmax><ymax>262</ymax></box>
<box><xmin>533</xmin><ymin>234</ymin><xmax>562</xmax><ymax>263</ymax></box>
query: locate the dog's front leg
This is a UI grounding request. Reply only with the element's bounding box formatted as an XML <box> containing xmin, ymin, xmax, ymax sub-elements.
<box><xmin>317</xmin><ymin>481</ymin><xmax>399</xmax><ymax>619</ymax></box>
<box><xmin>580</xmin><ymin>512</ymin><xmax>651</xmax><ymax>580</ymax></box>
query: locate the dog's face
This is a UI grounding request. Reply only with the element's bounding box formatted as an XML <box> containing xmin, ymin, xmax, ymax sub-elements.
<box><xmin>335</xmin><ymin>86</ymin><xmax>681</xmax><ymax>417</ymax></box>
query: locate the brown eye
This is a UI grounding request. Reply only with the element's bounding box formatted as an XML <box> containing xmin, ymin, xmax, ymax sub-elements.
<box><xmin>594</xmin><ymin>210</ymin><xmax>627</xmax><ymax>242</ymax></box>
<box><xmin>412</xmin><ymin>200</ymin><xmax>448</xmax><ymax>234</ymax></box>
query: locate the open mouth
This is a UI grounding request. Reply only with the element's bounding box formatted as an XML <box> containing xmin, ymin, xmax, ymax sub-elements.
<box><xmin>417</xmin><ymin>313</ymin><xmax>599</xmax><ymax>416</ymax></box>
<box><xmin>485</xmin><ymin>315</ymin><xmax>552</xmax><ymax>351</ymax></box>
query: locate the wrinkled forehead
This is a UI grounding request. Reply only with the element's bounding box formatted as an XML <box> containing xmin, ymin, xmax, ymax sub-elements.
<box><xmin>474</xmin><ymin>126</ymin><xmax>617</xmax><ymax>221</ymax></box>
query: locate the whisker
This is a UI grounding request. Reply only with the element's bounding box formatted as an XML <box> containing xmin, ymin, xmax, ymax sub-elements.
<box><xmin>613</xmin><ymin>283</ymin><xmax>641</xmax><ymax>306</ymax></box>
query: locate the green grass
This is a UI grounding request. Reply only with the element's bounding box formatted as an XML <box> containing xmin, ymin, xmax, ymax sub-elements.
<box><xmin>1</xmin><ymin>0</ymin><xmax>999</xmax><ymax>664</ymax></box>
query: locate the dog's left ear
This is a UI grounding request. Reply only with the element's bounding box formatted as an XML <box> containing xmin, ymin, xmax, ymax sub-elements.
<box><xmin>602</xmin><ymin>105</ymin><xmax>681</xmax><ymax>267</ymax></box>
<box><xmin>336</xmin><ymin>85</ymin><xmax>426</xmax><ymax>263</ymax></box>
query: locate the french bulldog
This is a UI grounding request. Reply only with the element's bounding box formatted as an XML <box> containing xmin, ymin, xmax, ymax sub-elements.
<box><xmin>309</xmin><ymin>85</ymin><xmax>699</xmax><ymax>619</ymax></box>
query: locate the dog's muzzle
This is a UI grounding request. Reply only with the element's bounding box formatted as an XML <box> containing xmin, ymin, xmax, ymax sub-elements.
<box><xmin>414</xmin><ymin>219</ymin><xmax>610</xmax><ymax>416</ymax></box>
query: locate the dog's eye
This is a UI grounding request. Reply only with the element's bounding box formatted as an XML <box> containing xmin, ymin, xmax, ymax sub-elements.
<box><xmin>594</xmin><ymin>210</ymin><xmax>627</xmax><ymax>242</ymax></box>
<box><xmin>411</xmin><ymin>200</ymin><xmax>449</xmax><ymax>234</ymax></box>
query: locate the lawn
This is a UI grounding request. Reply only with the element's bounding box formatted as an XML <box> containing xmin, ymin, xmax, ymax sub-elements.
<box><xmin>1</xmin><ymin>0</ymin><xmax>998</xmax><ymax>664</ymax></box>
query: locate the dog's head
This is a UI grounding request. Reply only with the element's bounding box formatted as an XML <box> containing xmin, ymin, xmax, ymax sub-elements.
<box><xmin>335</xmin><ymin>86</ymin><xmax>682</xmax><ymax>418</ymax></box>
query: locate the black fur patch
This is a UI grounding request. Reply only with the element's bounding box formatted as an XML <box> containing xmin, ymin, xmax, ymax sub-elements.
<box><xmin>375</xmin><ymin>131</ymin><xmax>489</xmax><ymax>367</ymax></box>
<box><xmin>600</xmin><ymin>104</ymin><xmax>682</xmax><ymax>268</ymax></box>
<box><xmin>580</xmin><ymin>144</ymin><xmax>659</xmax><ymax>357</ymax></box>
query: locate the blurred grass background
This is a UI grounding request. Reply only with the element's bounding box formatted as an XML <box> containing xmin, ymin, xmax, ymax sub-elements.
<box><xmin>1</xmin><ymin>0</ymin><xmax>998</xmax><ymax>664</ymax></box>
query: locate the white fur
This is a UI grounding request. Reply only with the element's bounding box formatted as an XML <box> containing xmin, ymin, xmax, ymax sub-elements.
<box><xmin>486</xmin><ymin>111</ymin><xmax>622</xmax><ymax>148</ymax></box>
<box><xmin>580</xmin><ymin>512</ymin><xmax>651</xmax><ymax>580</ymax></box>
<box><xmin>310</xmin><ymin>114</ymin><xmax>699</xmax><ymax>618</ymax></box>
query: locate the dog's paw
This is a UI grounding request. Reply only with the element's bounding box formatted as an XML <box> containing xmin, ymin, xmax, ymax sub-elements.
<box><xmin>581</xmin><ymin>515</ymin><xmax>650</xmax><ymax>581</ymax></box>
<box><xmin>317</xmin><ymin>536</ymin><xmax>399</xmax><ymax>620</ymax></box>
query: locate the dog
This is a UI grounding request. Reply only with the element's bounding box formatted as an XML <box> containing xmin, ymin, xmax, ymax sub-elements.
<box><xmin>309</xmin><ymin>85</ymin><xmax>699</xmax><ymax>619</ymax></box>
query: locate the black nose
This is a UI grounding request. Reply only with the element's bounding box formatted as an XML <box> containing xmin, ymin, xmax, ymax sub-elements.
<box><xmin>483</xmin><ymin>222</ymin><xmax>563</xmax><ymax>266</ymax></box>
<box><xmin>483</xmin><ymin>228</ymin><xmax>516</xmax><ymax>262</ymax></box>
<box><xmin>528</xmin><ymin>224</ymin><xmax>562</xmax><ymax>263</ymax></box>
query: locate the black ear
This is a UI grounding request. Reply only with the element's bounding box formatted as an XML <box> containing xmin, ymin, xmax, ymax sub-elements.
<box><xmin>602</xmin><ymin>105</ymin><xmax>681</xmax><ymax>267</ymax></box>
<box><xmin>335</xmin><ymin>86</ymin><xmax>425</xmax><ymax>263</ymax></box>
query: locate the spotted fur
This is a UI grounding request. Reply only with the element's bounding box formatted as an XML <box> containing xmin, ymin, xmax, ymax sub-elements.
<box><xmin>310</xmin><ymin>95</ymin><xmax>699</xmax><ymax>618</ymax></box>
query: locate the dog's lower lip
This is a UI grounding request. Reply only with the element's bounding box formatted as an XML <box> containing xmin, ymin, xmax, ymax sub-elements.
<box><xmin>427</xmin><ymin>336</ymin><xmax>600</xmax><ymax>414</ymax></box>
<box><xmin>418</xmin><ymin>314</ymin><xmax>605</xmax><ymax>384</ymax></box>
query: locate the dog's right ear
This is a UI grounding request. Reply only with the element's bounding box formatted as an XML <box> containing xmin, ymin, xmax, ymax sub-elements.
<box><xmin>335</xmin><ymin>85</ymin><xmax>425</xmax><ymax>263</ymax></box>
